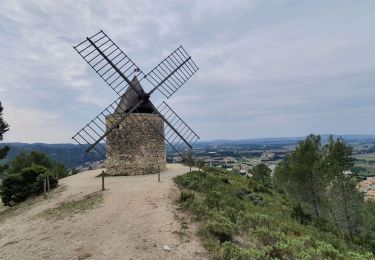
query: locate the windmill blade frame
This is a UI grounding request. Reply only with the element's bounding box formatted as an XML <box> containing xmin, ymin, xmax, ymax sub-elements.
<box><xmin>74</xmin><ymin>30</ymin><xmax>145</xmax><ymax>96</ymax></box>
<box><xmin>72</xmin><ymin>30</ymin><xmax>200</xmax><ymax>161</ymax></box>
<box><xmin>145</xmin><ymin>46</ymin><xmax>199</xmax><ymax>98</ymax></box>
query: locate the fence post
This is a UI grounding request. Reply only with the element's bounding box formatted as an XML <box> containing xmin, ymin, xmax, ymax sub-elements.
<box><xmin>43</xmin><ymin>177</ymin><xmax>47</xmax><ymax>199</ymax></box>
<box><xmin>158</xmin><ymin>164</ymin><xmax>160</xmax><ymax>182</ymax></box>
<box><xmin>47</xmin><ymin>175</ymin><xmax>50</xmax><ymax>192</ymax></box>
<box><xmin>101</xmin><ymin>171</ymin><xmax>105</xmax><ymax>191</ymax></box>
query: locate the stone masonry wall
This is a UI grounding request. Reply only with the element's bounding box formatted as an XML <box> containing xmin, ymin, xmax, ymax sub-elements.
<box><xmin>105</xmin><ymin>113</ymin><xmax>166</xmax><ymax>176</ymax></box>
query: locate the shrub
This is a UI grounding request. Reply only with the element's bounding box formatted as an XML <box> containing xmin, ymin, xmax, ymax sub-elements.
<box><xmin>237</xmin><ymin>212</ymin><xmax>276</xmax><ymax>231</ymax></box>
<box><xmin>179</xmin><ymin>190</ymin><xmax>195</xmax><ymax>202</ymax></box>
<box><xmin>188</xmin><ymin>195</ymin><xmax>210</xmax><ymax>220</ymax></box>
<box><xmin>173</xmin><ymin>169</ymin><xmax>375</xmax><ymax>258</ymax></box>
<box><xmin>203</xmin><ymin>212</ymin><xmax>236</xmax><ymax>243</ymax></box>
<box><xmin>0</xmin><ymin>165</ymin><xmax>57</xmax><ymax>206</ymax></box>
<box><xmin>235</xmin><ymin>187</ymin><xmax>250</xmax><ymax>200</ymax></box>
<box><xmin>218</xmin><ymin>241</ymin><xmax>267</xmax><ymax>260</ymax></box>
<box><xmin>291</xmin><ymin>203</ymin><xmax>312</xmax><ymax>225</ymax></box>
<box><xmin>314</xmin><ymin>241</ymin><xmax>343</xmax><ymax>259</ymax></box>
<box><xmin>253</xmin><ymin>227</ymin><xmax>285</xmax><ymax>246</ymax></box>
<box><xmin>248</xmin><ymin>192</ymin><xmax>265</xmax><ymax>207</ymax></box>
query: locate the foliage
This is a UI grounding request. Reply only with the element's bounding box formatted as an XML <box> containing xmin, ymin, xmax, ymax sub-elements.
<box><xmin>0</xmin><ymin>145</ymin><xmax>10</xmax><ymax>179</ymax></box>
<box><xmin>0</xmin><ymin>102</ymin><xmax>10</xmax><ymax>179</ymax></box>
<box><xmin>174</xmin><ymin>167</ymin><xmax>374</xmax><ymax>259</ymax></box>
<box><xmin>291</xmin><ymin>203</ymin><xmax>312</xmax><ymax>225</ymax></box>
<box><xmin>50</xmin><ymin>162</ymin><xmax>70</xmax><ymax>179</ymax></box>
<box><xmin>274</xmin><ymin>134</ymin><xmax>327</xmax><ymax>219</ymax></box>
<box><xmin>323</xmin><ymin>137</ymin><xmax>364</xmax><ymax>242</ymax></box>
<box><xmin>250</xmin><ymin>163</ymin><xmax>272</xmax><ymax>187</ymax></box>
<box><xmin>5</xmin><ymin>150</ymin><xmax>68</xmax><ymax>179</ymax></box>
<box><xmin>0</xmin><ymin>165</ymin><xmax>57</xmax><ymax>206</ymax></box>
<box><xmin>0</xmin><ymin>102</ymin><xmax>9</xmax><ymax>141</ymax></box>
<box><xmin>0</xmin><ymin>150</ymin><xmax>66</xmax><ymax>206</ymax></box>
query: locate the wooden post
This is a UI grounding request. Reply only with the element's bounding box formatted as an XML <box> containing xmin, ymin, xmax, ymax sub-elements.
<box><xmin>47</xmin><ymin>176</ymin><xmax>50</xmax><ymax>192</ymax></box>
<box><xmin>158</xmin><ymin>164</ymin><xmax>160</xmax><ymax>182</ymax></box>
<box><xmin>43</xmin><ymin>177</ymin><xmax>47</xmax><ymax>199</ymax></box>
<box><xmin>101</xmin><ymin>171</ymin><xmax>105</xmax><ymax>191</ymax></box>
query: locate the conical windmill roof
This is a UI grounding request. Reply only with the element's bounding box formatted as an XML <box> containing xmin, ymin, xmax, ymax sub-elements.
<box><xmin>114</xmin><ymin>76</ymin><xmax>155</xmax><ymax>114</ymax></box>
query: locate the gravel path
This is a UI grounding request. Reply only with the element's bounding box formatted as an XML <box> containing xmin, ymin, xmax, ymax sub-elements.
<box><xmin>0</xmin><ymin>164</ymin><xmax>207</xmax><ymax>260</ymax></box>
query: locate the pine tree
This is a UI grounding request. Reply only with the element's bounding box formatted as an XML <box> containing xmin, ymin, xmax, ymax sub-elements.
<box><xmin>0</xmin><ymin>102</ymin><xmax>9</xmax><ymax>141</ymax></box>
<box><xmin>251</xmin><ymin>163</ymin><xmax>272</xmax><ymax>186</ymax></box>
<box><xmin>274</xmin><ymin>134</ymin><xmax>327</xmax><ymax>219</ymax></box>
<box><xmin>0</xmin><ymin>101</ymin><xmax>10</xmax><ymax>178</ymax></box>
<box><xmin>323</xmin><ymin>137</ymin><xmax>364</xmax><ymax>242</ymax></box>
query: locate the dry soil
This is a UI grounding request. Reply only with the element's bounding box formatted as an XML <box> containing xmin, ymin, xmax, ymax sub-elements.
<box><xmin>0</xmin><ymin>164</ymin><xmax>207</xmax><ymax>260</ymax></box>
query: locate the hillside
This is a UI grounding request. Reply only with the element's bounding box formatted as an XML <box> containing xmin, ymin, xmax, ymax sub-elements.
<box><xmin>0</xmin><ymin>143</ymin><xmax>105</xmax><ymax>169</ymax></box>
<box><xmin>0</xmin><ymin>164</ymin><xmax>207</xmax><ymax>260</ymax></box>
<box><xmin>2</xmin><ymin>135</ymin><xmax>375</xmax><ymax>169</ymax></box>
<box><xmin>174</xmin><ymin>167</ymin><xmax>374</xmax><ymax>259</ymax></box>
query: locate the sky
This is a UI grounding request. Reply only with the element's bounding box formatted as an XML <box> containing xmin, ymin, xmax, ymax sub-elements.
<box><xmin>0</xmin><ymin>0</ymin><xmax>375</xmax><ymax>143</ymax></box>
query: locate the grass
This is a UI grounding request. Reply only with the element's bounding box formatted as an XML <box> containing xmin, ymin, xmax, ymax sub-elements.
<box><xmin>39</xmin><ymin>191</ymin><xmax>103</xmax><ymax>220</ymax></box>
<box><xmin>174</xmin><ymin>167</ymin><xmax>374</xmax><ymax>259</ymax></box>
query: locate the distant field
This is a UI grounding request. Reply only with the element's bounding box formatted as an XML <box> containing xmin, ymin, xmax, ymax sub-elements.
<box><xmin>355</xmin><ymin>153</ymin><xmax>375</xmax><ymax>161</ymax></box>
<box><xmin>354</xmin><ymin>153</ymin><xmax>375</xmax><ymax>175</ymax></box>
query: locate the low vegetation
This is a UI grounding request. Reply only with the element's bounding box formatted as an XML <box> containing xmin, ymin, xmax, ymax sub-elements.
<box><xmin>39</xmin><ymin>192</ymin><xmax>103</xmax><ymax>220</ymax></box>
<box><xmin>174</xmin><ymin>135</ymin><xmax>375</xmax><ymax>259</ymax></box>
<box><xmin>175</xmin><ymin>168</ymin><xmax>374</xmax><ymax>259</ymax></box>
<box><xmin>0</xmin><ymin>151</ymin><xmax>69</xmax><ymax>206</ymax></box>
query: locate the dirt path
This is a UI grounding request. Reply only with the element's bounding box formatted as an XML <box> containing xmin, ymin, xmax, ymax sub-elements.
<box><xmin>0</xmin><ymin>164</ymin><xmax>207</xmax><ymax>260</ymax></box>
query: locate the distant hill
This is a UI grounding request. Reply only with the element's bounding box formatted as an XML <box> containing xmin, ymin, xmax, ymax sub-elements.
<box><xmin>0</xmin><ymin>143</ymin><xmax>104</xmax><ymax>169</ymax></box>
<box><xmin>1</xmin><ymin>135</ymin><xmax>374</xmax><ymax>169</ymax></box>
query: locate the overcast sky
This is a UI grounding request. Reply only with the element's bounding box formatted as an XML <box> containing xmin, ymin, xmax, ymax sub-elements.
<box><xmin>1</xmin><ymin>0</ymin><xmax>374</xmax><ymax>143</ymax></box>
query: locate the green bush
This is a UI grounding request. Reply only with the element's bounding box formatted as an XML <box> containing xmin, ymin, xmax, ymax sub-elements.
<box><xmin>247</xmin><ymin>192</ymin><xmax>265</xmax><ymax>207</ymax></box>
<box><xmin>0</xmin><ymin>165</ymin><xmax>57</xmax><ymax>206</ymax></box>
<box><xmin>179</xmin><ymin>190</ymin><xmax>195</xmax><ymax>202</ymax></box>
<box><xmin>203</xmin><ymin>212</ymin><xmax>236</xmax><ymax>243</ymax></box>
<box><xmin>188</xmin><ymin>195</ymin><xmax>210</xmax><ymax>220</ymax></box>
<box><xmin>237</xmin><ymin>212</ymin><xmax>276</xmax><ymax>231</ymax></box>
<box><xmin>174</xmin><ymin>168</ymin><xmax>374</xmax><ymax>259</ymax></box>
<box><xmin>291</xmin><ymin>203</ymin><xmax>312</xmax><ymax>225</ymax></box>
<box><xmin>218</xmin><ymin>241</ymin><xmax>267</xmax><ymax>260</ymax></box>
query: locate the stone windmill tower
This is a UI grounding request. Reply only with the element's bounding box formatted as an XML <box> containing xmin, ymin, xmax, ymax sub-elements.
<box><xmin>106</xmin><ymin>76</ymin><xmax>166</xmax><ymax>175</ymax></box>
<box><xmin>72</xmin><ymin>31</ymin><xmax>199</xmax><ymax>176</ymax></box>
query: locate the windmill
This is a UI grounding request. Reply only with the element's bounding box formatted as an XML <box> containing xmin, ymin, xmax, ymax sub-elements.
<box><xmin>72</xmin><ymin>30</ymin><xmax>199</xmax><ymax>175</ymax></box>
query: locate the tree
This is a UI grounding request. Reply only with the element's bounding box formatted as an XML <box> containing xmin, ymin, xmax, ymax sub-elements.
<box><xmin>274</xmin><ymin>134</ymin><xmax>327</xmax><ymax>219</ymax></box>
<box><xmin>0</xmin><ymin>101</ymin><xmax>10</xmax><ymax>179</ymax></box>
<box><xmin>0</xmin><ymin>102</ymin><xmax>9</xmax><ymax>141</ymax></box>
<box><xmin>7</xmin><ymin>150</ymin><xmax>54</xmax><ymax>175</ymax></box>
<box><xmin>323</xmin><ymin>137</ymin><xmax>364</xmax><ymax>242</ymax></box>
<box><xmin>50</xmin><ymin>162</ymin><xmax>69</xmax><ymax>179</ymax></box>
<box><xmin>0</xmin><ymin>165</ymin><xmax>58</xmax><ymax>206</ymax></box>
<box><xmin>251</xmin><ymin>163</ymin><xmax>272</xmax><ymax>186</ymax></box>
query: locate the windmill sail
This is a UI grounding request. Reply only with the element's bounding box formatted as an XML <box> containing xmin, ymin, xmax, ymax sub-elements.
<box><xmin>72</xmin><ymin>31</ymin><xmax>199</xmax><ymax>160</ymax></box>
<box><xmin>74</xmin><ymin>30</ymin><xmax>145</xmax><ymax>95</ymax></box>
<box><xmin>146</xmin><ymin>102</ymin><xmax>199</xmax><ymax>157</ymax></box>
<box><xmin>145</xmin><ymin>46</ymin><xmax>199</xmax><ymax>98</ymax></box>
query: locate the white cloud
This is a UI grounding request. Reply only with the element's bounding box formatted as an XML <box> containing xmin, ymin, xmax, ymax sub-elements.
<box><xmin>0</xmin><ymin>0</ymin><xmax>375</xmax><ymax>142</ymax></box>
<box><xmin>3</xmin><ymin>106</ymin><xmax>73</xmax><ymax>143</ymax></box>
